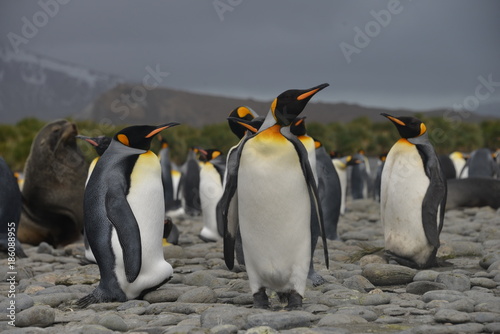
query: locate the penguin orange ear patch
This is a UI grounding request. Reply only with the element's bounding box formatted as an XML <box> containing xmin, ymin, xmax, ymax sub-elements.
<box><xmin>419</xmin><ymin>123</ymin><xmax>427</xmax><ymax>136</ymax></box>
<box><xmin>117</xmin><ymin>134</ymin><xmax>130</xmax><ymax>146</ymax></box>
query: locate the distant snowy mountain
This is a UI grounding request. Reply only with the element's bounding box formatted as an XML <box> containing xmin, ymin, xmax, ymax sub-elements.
<box><xmin>0</xmin><ymin>45</ymin><xmax>123</xmax><ymax>123</ymax></box>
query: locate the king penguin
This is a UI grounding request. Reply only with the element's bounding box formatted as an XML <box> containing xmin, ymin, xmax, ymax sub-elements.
<box><xmin>199</xmin><ymin>148</ymin><xmax>226</xmax><ymax>242</ymax></box>
<box><xmin>76</xmin><ymin>135</ymin><xmax>111</xmax><ymax>264</ymax></box>
<box><xmin>380</xmin><ymin>113</ymin><xmax>447</xmax><ymax>269</ymax></box>
<box><xmin>158</xmin><ymin>136</ymin><xmax>182</xmax><ymax>213</ymax></box>
<box><xmin>217</xmin><ymin>106</ymin><xmax>261</xmax><ymax>266</ymax></box>
<box><xmin>0</xmin><ymin>157</ymin><xmax>27</xmax><ymax>258</ymax></box>
<box><xmin>332</xmin><ymin>154</ymin><xmax>352</xmax><ymax>215</ymax></box>
<box><xmin>449</xmin><ymin>151</ymin><xmax>467</xmax><ymax>179</ymax></box>
<box><xmin>179</xmin><ymin>147</ymin><xmax>202</xmax><ymax>216</ymax></box>
<box><xmin>77</xmin><ymin>123</ymin><xmax>179</xmax><ymax>307</ymax></box>
<box><xmin>221</xmin><ymin>83</ymin><xmax>330</xmax><ymax>310</ymax></box>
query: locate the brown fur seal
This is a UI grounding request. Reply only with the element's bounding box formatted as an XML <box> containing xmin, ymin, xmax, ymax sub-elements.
<box><xmin>18</xmin><ymin>120</ymin><xmax>88</xmax><ymax>247</ymax></box>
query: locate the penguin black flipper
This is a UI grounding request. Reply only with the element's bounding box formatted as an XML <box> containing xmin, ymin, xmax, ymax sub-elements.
<box><xmin>282</xmin><ymin>129</ymin><xmax>329</xmax><ymax>269</ymax></box>
<box><xmin>416</xmin><ymin>144</ymin><xmax>447</xmax><ymax>249</ymax></box>
<box><xmin>221</xmin><ymin>137</ymin><xmax>250</xmax><ymax>270</ymax></box>
<box><xmin>105</xmin><ymin>191</ymin><xmax>142</xmax><ymax>283</ymax></box>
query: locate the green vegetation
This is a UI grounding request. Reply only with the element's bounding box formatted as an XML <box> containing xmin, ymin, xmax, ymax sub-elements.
<box><xmin>1</xmin><ymin>117</ymin><xmax>499</xmax><ymax>172</ymax></box>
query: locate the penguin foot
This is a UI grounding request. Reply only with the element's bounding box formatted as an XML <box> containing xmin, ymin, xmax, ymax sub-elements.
<box><xmin>308</xmin><ymin>271</ymin><xmax>327</xmax><ymax>287</ymax></box>
<box><xmin>285</xmin><ymin>290</ymin><xmax>303</xmax><ymax>310</ymax></box>
<box><xmin>253</xmin><ymin>288</ymin><xmax>270</xmax><ymax>309</ymax></box>
<box><xmin>76</xmin><ymin>287</ymin><xmax>126</xmax><ymax>308</ymax></box>
<box><xmin>384</xmin><ymin>250</ymin><xmax>423</xmax><ymax>269</ymax></box>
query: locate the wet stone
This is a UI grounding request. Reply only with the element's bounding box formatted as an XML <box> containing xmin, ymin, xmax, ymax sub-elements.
<box><xmin>434</xmin><ymin>309</ymin><xmax>471</xmax><ymax>324</ymax></box>
<box><xmin>406</xmin><ymin>281</ymin><xmax>446</xmax><ymax>295</ymax></box>
<box><xmin>435</xmin><ymin>273</ymin><xmax>471</xmax><ymax>292</ymax></box>
<box><xmin>362</xmin><ymin>264</ymin><xmax>416</xmax><ymax>285</ymax></box>
<box><xmin>16</xmin><ymin>305</ymin><xmax>55</xmax><ymax>327</ymax></box>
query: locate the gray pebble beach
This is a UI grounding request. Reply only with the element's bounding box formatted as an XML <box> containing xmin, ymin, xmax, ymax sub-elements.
<box><xmin>1</xmin><ymin>199</ymin><xmax>499</xmax><ymax>333</ymax></box>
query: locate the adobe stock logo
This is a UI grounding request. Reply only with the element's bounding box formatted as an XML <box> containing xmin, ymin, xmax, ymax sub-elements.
<box><xmin>340</xmin><ymin>0</ymin><xmax>408</xmax><ymax>64</ymax></box>
<box><xmin>6</xmin><ymin>0</ymin><xmax>71</xmax><ymax>53</ymax></box>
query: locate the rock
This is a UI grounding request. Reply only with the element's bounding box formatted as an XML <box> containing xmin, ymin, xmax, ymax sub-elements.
<box><xmin>435</xmin><ymin>273</ymin><xmax>471</xmax><ymax>291</ymax></box>
<box><xmin>439</xmin><ymin>298</ymin><xmax>474</xmax><ymax>313</ymax></box>
<box><xmin>245</xmin><ymin>326</ymin><xmax>279</xmax><ymax>334</ymax></box>
<box><xmin>142</xmin><ymin>286</ymin><xmax>190</xmax><ymax>303</ymax></box>
<box><xmin>356</xmin><ymin>292</ymin><xmax>391</xmax><ymax>306</ymax></box>
<box><xmin>434</xmin><ymin>309</ymin><xmax>471</xmax><ymax>324</ymax></box>
<box><xmin>0</xmin><ymin>293</ymin><xmax>33</xmax><ymax>313</ymax></box>
<box><xmin>16</xmin><ymin>305</ymin><xmax>55</xmax><ymax>327</ymax></box>
<box><xmin>474</xmin><ymin>298</ymin><xmax>500</xmax><ymax>313</ymax></box>
<box><xmin>32</xmin><ymin>293</ymin><xmax>81</xmax><ymax>307</ymax></box>
<box><xmin>359</xmin><ymin>254</ymin><xmax>387</xmax><ymax>268</ymax></box>
<box><xmin>422</xmin><ymin>290</ymin><xmax>466</xmax><ymax>303</ymax></box>
<box><xmin>470</xmin><ymin>277</ymin><xmax>498</xmax><ymax>289</ymax></box>
<box><xmin>479</xmin><ymin>253</ymin><xmax>500</xmax><ymax>269</ymax></box>
<box><xmin>37</xmin><ymin>242</ymin><xmax>54</xmax><ymax>254</ymax></box>
<box><xmin>335</xmin><ymin>306</ymin><xmax>378</xmax><ymax>321</ymax></box>
<box><xmin>342</xmin><ymin>275</ymin><xmax>375</xmax><ymax>292</ymax></box>
<box><xmin>413</xmin><ymin>270</ymin><xmax>441</xmax><ymax>282</ymax></box>
<box><xmin>362</xmin><ymin>264</ymin><xmax>416</xmax><ymax>285</ymax></box>
<box><xmin>97</xmin><ymin>313</ymin><xmax>128</xmax><ymax>332</ymax></box>
<box><xmin>210</xmin><ymin>324</ymin><xmax>239</xmax><ymax>334</ymax></box>
<box><xmin>201</xmin><ymin>306</ymin><xmax>261</xmax><ymax>330</ymax></box>
<box><xmin>177</xmin><ymin>286</ymin><xmax>218</xmax><ymax>303</ymax></box>
<box><xmin>472</xmin><ymin>312</ymin><xmax>499</xmax><ymax>323</ymax></box>
<box><xmin>183</xmin><ymin>271</ymin><xmax>221</xmax><ymax>288</ymax></box>
<box><xmin>406</xmin><ymin>281</ymin><xmax>446</xmax><ymax>295</ymax></box>
<box><xmin>245</xmin><ymin>311</ymin><xmax>316</xmax><ymax>330</ymax></box>
<box><xmin>450</xmin><ymin>241</ymin><xmax>484</xmax><ymax>257</ymax></box>
<box><xmin>484</xmin><ymin>323</ymin><xmax>500</xmax><ymax>333</ymax></box>
<box><xmin>317</xmin><ymin>313</ymin><xmax>368</xmax><ymax>326</ymax></box>
<box><xmin>487</xmin><ymin>260</ymin><xmax>500</xmax><ymax>272</ymax></box>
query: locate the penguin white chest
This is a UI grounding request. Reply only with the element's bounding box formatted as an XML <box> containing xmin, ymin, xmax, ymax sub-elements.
<box><xmin>237</xmin><ymin>133</ymin><xmax>311</xmax><ymax>294</ymax></box>
<box><xmin>112</xmin><ymin>151</ymin><xmax>172</xmax><ymax>299</ymax></box>
<box><xmin>380</xmin><ymin>141</ymin><xmax>431</xmax><ymax>262</ymax></box>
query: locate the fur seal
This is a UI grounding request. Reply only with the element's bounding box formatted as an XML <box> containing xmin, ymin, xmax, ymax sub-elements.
<box><xmin>18</xmin><ymin>119</ymin><xmax>88</xmax><ymax>247</ymax></box>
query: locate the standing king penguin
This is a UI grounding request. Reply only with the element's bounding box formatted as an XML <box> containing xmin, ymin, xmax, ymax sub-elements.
<box><xmin>221</xmin><ymin>83</ymin><xmax>330</xmax><ymax>310</ymax></box>
<box><xmin>199</xmin><ymin>149</ymin><xmax>226</xmax><ymax>242</ymax></box>
<box><xmin>77</xmin><ymin>123</ymin><xmax>179</xmax><ymax>307</ymax></box>
<box><xmin>380</xmin><ymin>114</ymin><xmax>446</xmax><ymax>269</ymax></box>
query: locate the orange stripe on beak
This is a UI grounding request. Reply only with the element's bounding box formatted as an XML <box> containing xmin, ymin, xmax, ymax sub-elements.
<box><xmin>386</xmin><ymin>115</ymin><xmax>406</xmax><ymax>126</ymax></box>
<box><xmin>237</xmin><ymin>121</ymin><xmax>259</xmax><ymax>133</ymax></box>
<box><xmin>297</xmin><ymin>88</ymin><xmax>320</xmax><ymax>101</ymax></box>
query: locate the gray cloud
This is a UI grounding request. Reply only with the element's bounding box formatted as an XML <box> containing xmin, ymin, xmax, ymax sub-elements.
<box><xmin>1</xmin><ymin>0</ymin><xmax>499</xmax><ymax>110</ymax></box>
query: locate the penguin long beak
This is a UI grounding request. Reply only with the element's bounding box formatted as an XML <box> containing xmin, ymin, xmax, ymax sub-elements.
<box><xmin>297</xmin><ymin>83</ymin><xmax>329</xmax><ymax>101</ymax></box>
<box><xmin>146</xmin><ymin>122</ymin><xmax>180</xmax><ymax>138</ymax></box>
<box><xmin>75</xmin><ymin>135</ymin><xmax>99</xmax><ymax>147</ymax></box>
<box><xmin>381</xmin><ymin>113</ymin><xmax>406</xmax><ymax>126</ymax></box>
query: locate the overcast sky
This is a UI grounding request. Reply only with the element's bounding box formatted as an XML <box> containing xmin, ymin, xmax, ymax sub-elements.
<box><xmin>1</xmin><ymin>0</ymin><xmax>499</xmax><ymax>111</ymax></box>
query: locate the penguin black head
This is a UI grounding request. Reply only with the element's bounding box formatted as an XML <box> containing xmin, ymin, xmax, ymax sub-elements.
<box><xmin>227</xmin><ymin>116</ymin><xmax>265</xmax><ymax>135</ymax></box>
<box><xmin>290</xmin><ymin>117</ymin><xmax>307</xmax><ymax>137</ymax></box>
<box><xmin>271</xmin><ymin>83</ymin><xmax>329</xmax><ymax>126</ymax></box>
<box><xmin>115</xmin><ymin>123</ymin><xmax>180</xmax><ymax>151</ymax></box>
<box><xmin>198</xmin><ymin>149</ymin><xmax>222</xmax><ymax>162</ymax></box>
<box><xmin>76</xmin><ymin>135</ymin><xmax>111</xmax><ymax>156</ymax></box>
<box><xmin>228</xmin><ymin>106</ymin><xmax>258</xmax><ymax>139</ymax></box>
<box><xmin>381</xmin><ymin>113</ymin><xmax>427</xmax><ymax>139</ymax></box>
<box><xmin>157</xmin><ymin>135</ymin><xmax>169</xmax><ymax>149</ymax></box>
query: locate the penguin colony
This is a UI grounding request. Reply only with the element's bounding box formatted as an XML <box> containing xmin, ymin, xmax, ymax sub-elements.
<box><xmin>1</xmin><ymin>84</ymin><xmax>500</xmax><ymax>310</ymax></box>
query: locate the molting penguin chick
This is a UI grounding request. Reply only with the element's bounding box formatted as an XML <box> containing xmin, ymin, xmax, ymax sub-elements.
<box><xmin>380</xmin><ymin>114</ymin><xmax>446</xmax><ymax>269</ymax></box>
<box><xmin>222</xmin><ymin>83</ymin><xmax>330</xmax><ymax>310</ymax></box>
<box><xmin>77</xmin><ymin>123</ymin><xmax>179</xmax><ymax>307</ymax></box>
